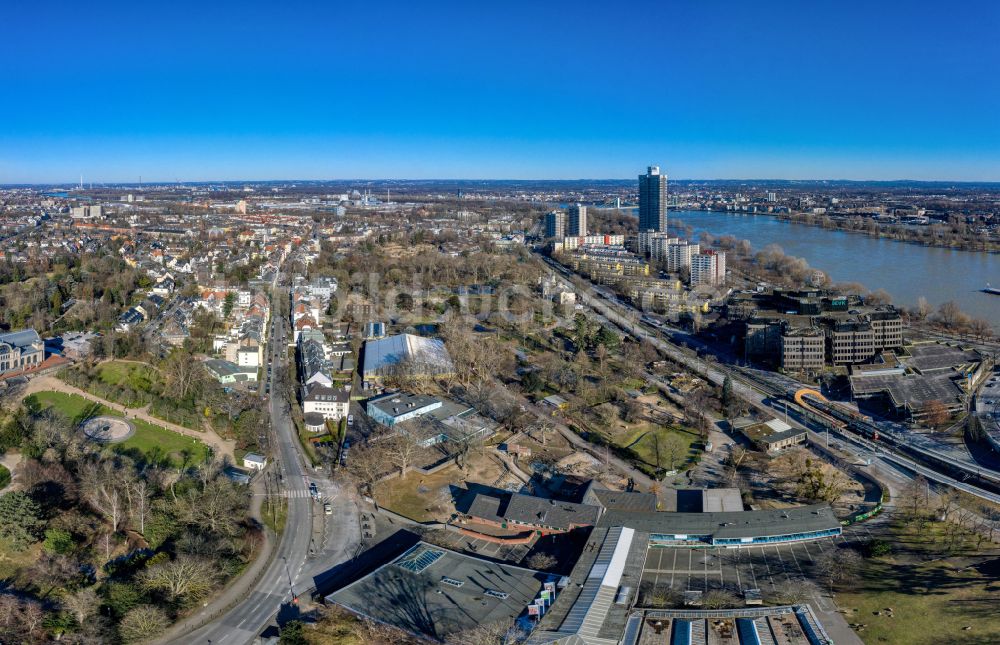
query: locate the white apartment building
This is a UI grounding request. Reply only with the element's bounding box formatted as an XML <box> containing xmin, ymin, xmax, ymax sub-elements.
<box><xmin>667</xmin><ymin>241</ymin><xmax>700</xmax><ymax>272</ymax></box>
<box><xmin>690</xmin><ymin>250</ymin><xmax>726</xmax><ymax>287</ymax></box>
<box><xmin>637</xmin><ymin>231</ymin><xmax>678</xmax><ymax>258</ymax></box>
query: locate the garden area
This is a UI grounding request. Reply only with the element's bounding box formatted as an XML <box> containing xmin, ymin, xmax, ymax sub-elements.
<box><xmin>25</xmin><ymin>391</ymin><xmax>211</xmax><ymax>468</ymax></box>
<box><xmin>0</xmin><ymin>387</ymin><xmax>257</xmax><ymax>643</ymax></box>
<box><xmin>58</xmin><ymin>353</ymin><xmax>238</xmax><ymax>432</ymax></box>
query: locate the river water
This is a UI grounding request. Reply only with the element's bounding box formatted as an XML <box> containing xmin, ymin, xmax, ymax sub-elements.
<box><xmin>608</xmin><ymin>208</ymin><xmax>999</xmax><ymax>323</ymax></box>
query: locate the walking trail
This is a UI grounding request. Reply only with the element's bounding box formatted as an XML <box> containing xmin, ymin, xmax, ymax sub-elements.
<box><xmin>21</xmin><ymin>374</ymin><xmax>235</xmax><ymax>459</ymax></box>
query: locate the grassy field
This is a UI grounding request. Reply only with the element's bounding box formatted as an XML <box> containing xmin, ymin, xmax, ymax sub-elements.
<box><xmin>615</xmin><ymin>424</ymin><xmax>701</xmax><ymax>472</ymax></box>
<box><xmin>26</xmin><ymin>391</ymin><xmax>210</xmax><ymax>467</ymax></box>
<box><xmin>837</xmin><ymin>521</ymin><xmax>1000</xmax><ymax>645</ymax></box>
<box><xmin>96</xmin><ymin>360</ymin><xmax>160</xmax><ymax>392</ymax></box>
<box><xmin>0</xmin><ymin>540</ymin><xmax>42</xmax><ymax>581</ymax></box>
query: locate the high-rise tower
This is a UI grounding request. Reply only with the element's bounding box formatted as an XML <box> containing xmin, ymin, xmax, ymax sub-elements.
<box><xmin>638</xmin><ymin>165</ymin><xmax>668</xmax><ymax>232</ymax></box>
<box><xmin>567</xmin><ymin>203</ymin><xmax>587</xmax><ymax>237</ymax></box>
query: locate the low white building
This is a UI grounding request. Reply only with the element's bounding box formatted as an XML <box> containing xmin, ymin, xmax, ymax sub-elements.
<box><xmin>243</xmin><ymin>453</ymin><xmax>267</xmax><ymax>471</ymax></box>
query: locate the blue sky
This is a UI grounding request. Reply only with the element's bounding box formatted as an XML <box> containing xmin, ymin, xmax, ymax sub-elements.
<box><xmin>2</xmin><ymin>0</ymin><xmax>998</xmax><ymax>183</ymax></box>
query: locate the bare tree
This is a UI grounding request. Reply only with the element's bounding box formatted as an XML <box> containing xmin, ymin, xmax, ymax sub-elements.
<box><xmin>80</xmin><ymin>460</ymin><xmax>127</xmax><ymax>532</ymax></box>
<box><xmin>140</xmin><ymin>556</ymin><xmax>218</xmax><ymax>603</ymax></box>
<box><xmin>384</xmin><ymin>429</ymin><xmax>422</xmax><ymax>475</ymax></box>
<box><xmin>968</xmin><ymin>318</ymin><xmax>993</xmax><ymax>341</ymax></box>
<box><xmin>175</xmin><ymin>477</ymin><xmax>247</xmax><ymax>538</ymax></box>
<box><xmin>921</xmin><ymin>400</ymin><xmax>950</xmax><ymax>429</ymax></box>
<box><xmin>661</xmin><ymin>433</ymin><xmax>688</xmax><ymax>471</ymax></box>
<box><xmin>161</xmin><ymin>348</ymin><xmax>207</xmax><ymax>401</ymax></box>
<box><xmin>446</xmin><ymin>620</ymin><xmax>527</xmax><ymax>645</ymax></box>
<box><xmin>915</xmin><ymin>296</ymin><xmax>931</xmax><ymax>321</ymax></box>
<box><xmin>702</xmin><ymin>589</ymin><xmax>739</xmax><ymax>609</ymax></box>
<box><xmin>346</xmin><ymin>433</ymin><xmax>392</xmax><ymax>497</ymax></box>
<box><xmin>897</xmin><ymin>475</ymin><xmax>930</xmax><ymax>525</ymax></box>
<box><xmin>936</xmin><ymin>300</ymin><xmax>962</xmax><ymax>330</ymax></box>
<box><xmin>118</xmin><ymin>605</ymin><xmax>170</xmax><ymax>643</ymax></box>
<box><xmin>526</xmin><ymin>552</ymin><xmax>557</xmax><ymax>570</ymax></box>
<box><xmin>62</xmin><ymin>587</ymin><xmax>100</xmax><ymax>626</ymax></box>
<box><xmin>815</xmin><ymin>548</ymin><xmax>861</xmax><ymax>593</ymax></box>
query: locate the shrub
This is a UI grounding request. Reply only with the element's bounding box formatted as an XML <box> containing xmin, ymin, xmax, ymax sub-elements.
<box><xmin>863</xmin><ymin>538</ymin><xmax>892</xmax><ymax>558</ymax></box>
<box><xmin>43</xmin><ymin>528</ymin><xmax>75</xmax><ymax>555</ymax></box>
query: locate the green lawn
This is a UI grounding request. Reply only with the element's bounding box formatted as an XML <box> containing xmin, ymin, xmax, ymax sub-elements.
<box><xmin>615</xmin><ymin>424</ymin><xmax>701</xmax><ymax>472</ymax></box>
<box><xmin>838</xmin><ymin>554</ymin><xmax>1000</xmax><ymax>644</ymax></box>
<box><xmin>96</xmin><ymin>360</ymin><xmax>160</xmax><ymax>392</ymax></box>
<box><xmin>836</xmin><ymin>520</ymin><xmax>1000</xmax><ymax>645</ymax></box>
<box><xmin>26</xmin><ymin>391</ymin><xmax>210</xmax><ymax>467</ymax></box>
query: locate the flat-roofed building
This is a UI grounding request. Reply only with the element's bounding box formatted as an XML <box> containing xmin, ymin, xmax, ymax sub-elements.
<box><xmin>327</xmin><ymin>542</ymin><xmax>551</xmax><ymax>643</ymax></box>
<box><xmin>366</xmin><ymin>391</ymin><xmax>442</xmax><ymax>427</ymax></box>
<box><xmin>666</xmin><ymin>240</ymin><xmax>699</xmax><ymax>271</ymax></box>
<box><xmin>566</xmin><ymin>203</ymin><xmax>587</xmax><ymax>236</ymax></box>
<box><xmin>829</xmin><ymin>321</ymin><xmax>876</xmax><ymax>365</ymax></box>
<box><xmin>781</xmin><ymin>328</ymin><xmax>825</xmax><ymax>373</ymax></box>
<box><xmin>690</xmin><ymin>250</ymin><xmax>726</xmax><ymax>287</ymax></box>
<box><xmin>636</xmin><ymin>230</ymin><xmax>678</xmax><ymax>258</ymax></box>
<box><xmin>735</xmin><ymin>418</ymin><xmax>807</xmax><ymax>452</ymax></box>
<box><xmin>639</xmin><ymin>165</ymin><xmax>668</xmax><ymax>232</ymax></box>
<box><xmin>544</xmin><ymin>210</ymin><xmax>566</xmax><ymax>239</ymax></box>
<box><xmin>868</xmin><ymin>309</ymin><xmax>903</xmax><ymax>350</ymax></box>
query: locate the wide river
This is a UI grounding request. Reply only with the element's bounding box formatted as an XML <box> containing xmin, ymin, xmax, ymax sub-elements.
<box><xmin>608</xmin><ymin>208</ymin><xmax>999</xmax><ymax>324</ymax></box>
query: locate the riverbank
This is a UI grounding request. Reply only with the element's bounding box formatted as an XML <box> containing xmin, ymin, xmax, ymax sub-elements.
<box><xmin>700</xmin><ymin>207</ymin><xmax>1000</xmax><ymax>254</ymax></box>
<box><xmin>664</xmin><ymin>210</ymin><xmax>999</xmax><ymax>325</ymax></box>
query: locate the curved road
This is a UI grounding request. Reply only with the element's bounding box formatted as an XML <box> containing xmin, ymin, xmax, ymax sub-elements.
<box><xmin>174</xmin><ymin>282</ymin><xmax>315</xmax><ymax>645</ymax></box>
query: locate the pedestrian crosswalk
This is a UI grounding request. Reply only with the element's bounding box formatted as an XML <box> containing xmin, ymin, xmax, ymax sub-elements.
<box><xmin>285</xmin><ymin>489</ymin><xmax>314</xmax><ymax>499</ymax></box>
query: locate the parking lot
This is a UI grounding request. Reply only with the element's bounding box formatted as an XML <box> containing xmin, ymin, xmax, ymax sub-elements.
<box><xmin>638</xmin><ymin>519</ymin><xmax>884</xmax><ymax>595</ymax></box>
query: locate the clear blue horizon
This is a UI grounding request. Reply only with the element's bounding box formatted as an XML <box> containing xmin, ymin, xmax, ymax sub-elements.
<box><xmin>2</xmin><ymin>0</ymin><xmax>998</xmax><ymax>183</ymax></box>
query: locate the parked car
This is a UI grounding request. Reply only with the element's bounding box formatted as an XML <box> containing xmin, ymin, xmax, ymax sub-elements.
<box><xmin>324</xmin><ymin>502</ymin><xmax>332</xmax><ymax>515</ymax></box>
<box><xmin>347</xmin><ymin>414</ymin><xmax>354</xmax><ymax>426</ymax></box>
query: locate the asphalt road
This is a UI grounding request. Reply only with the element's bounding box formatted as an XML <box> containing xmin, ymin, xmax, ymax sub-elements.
<box><xmin>178</xmin><ymin>282</ymin><xmax>316</xmax><ymax>645</ymax></box>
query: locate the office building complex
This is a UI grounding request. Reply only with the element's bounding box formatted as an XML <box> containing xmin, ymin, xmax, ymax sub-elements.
<box><xmin>566</xmin><ymin>203</ymin><xmax>587</xmax><ymax>237</ymax></box>
<box><xmin>829</xmin><ymin>322</ymin><xmax>876</xmax><ymax>365</ymax></box>
<box><xmin>781</xmin><ymin>328</ymin><xmax>826</xmax><ymax>372</ymax></box>
<box><xmin>638</xmin><ymin>165</ymin><xmax>668</xmax><ymax>232</ymax></box>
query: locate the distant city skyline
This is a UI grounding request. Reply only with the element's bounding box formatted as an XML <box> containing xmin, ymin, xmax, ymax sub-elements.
<box><xmin>2</xmin><ymin>1</ymin><xmax>998</xmax><ymax>183</ymax></box>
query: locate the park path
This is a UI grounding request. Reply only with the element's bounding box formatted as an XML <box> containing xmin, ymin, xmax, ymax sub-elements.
<box><xmin>21</xmin><ymin>374</ymin><xmax>236</xmax><ymax>459</ymax></box>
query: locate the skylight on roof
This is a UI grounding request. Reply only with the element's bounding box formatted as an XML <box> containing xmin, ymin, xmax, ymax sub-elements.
<box><xmin>395</xmin><ymin>545</ymin><xmax>445</xmax><ymax>573</ymax></box>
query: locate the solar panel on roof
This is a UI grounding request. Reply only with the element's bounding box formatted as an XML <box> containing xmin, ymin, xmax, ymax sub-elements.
<box><xmin>395</xmin><ymin>545</ymin><xmax>445</xmax><ymax>573</ymax></box>
<box><xmin>484</xmin><ymin>589</ymin><xmax>509</xmax><ymax>599</ymax></box>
